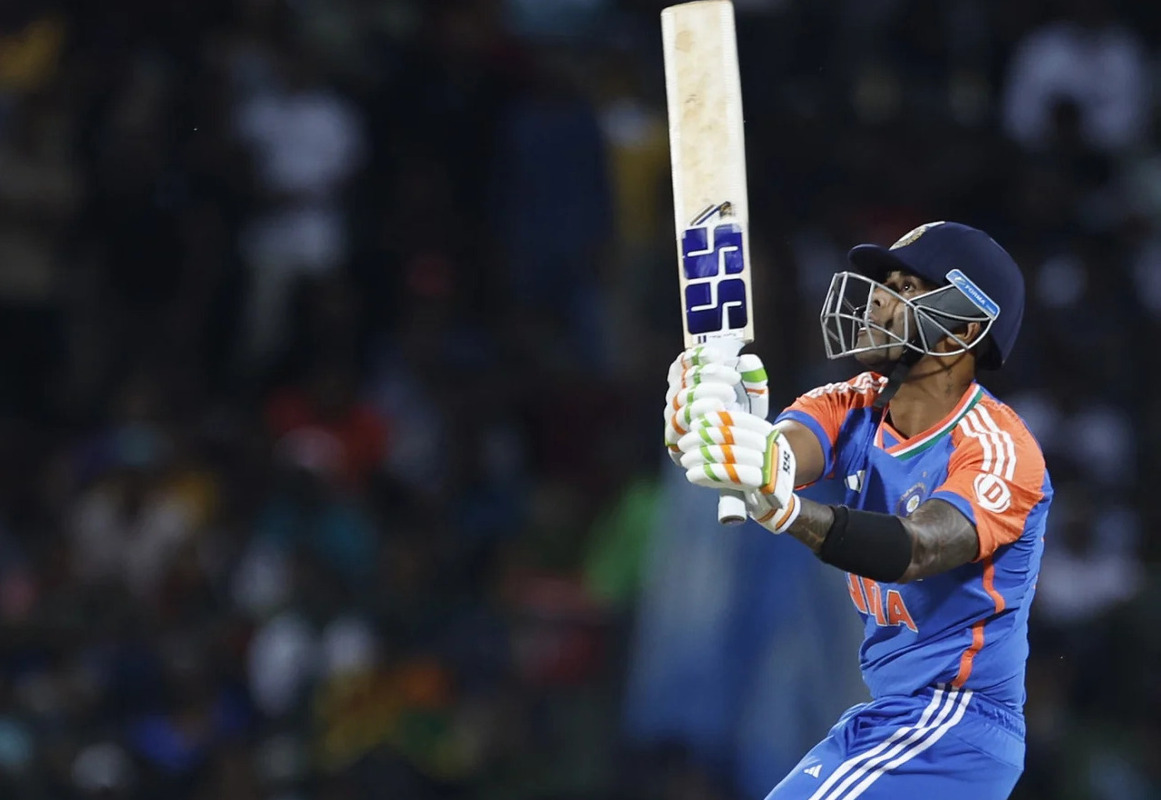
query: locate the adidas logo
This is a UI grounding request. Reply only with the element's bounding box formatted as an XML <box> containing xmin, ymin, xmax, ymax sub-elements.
<box><xmin>803</xmin><ymin>764</ymin><xmax>822</xmax><ymax>778</ymax></box>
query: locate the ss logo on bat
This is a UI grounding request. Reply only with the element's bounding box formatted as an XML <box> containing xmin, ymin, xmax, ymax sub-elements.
<box><xmin>682</xmin><ymin>221</ymin><xmax>748</xmax><ymax>336</ymax></box>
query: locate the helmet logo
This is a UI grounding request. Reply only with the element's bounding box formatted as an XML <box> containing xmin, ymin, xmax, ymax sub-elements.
<box><xmin>945</xmin><ymin>268</ymin><xmax>1000</xmax><ymax>319</ymax></box>
<box><xmin>890</xmin><ymin>221</ymin><xmax>946</xmax><ymax>250</ymax></box>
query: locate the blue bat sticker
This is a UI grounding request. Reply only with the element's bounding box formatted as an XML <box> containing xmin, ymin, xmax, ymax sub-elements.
<box><xmin>682</xmin><ymin>223</ymin><xmax>745</xmax><ymax>279</ymax></box>
<box><xmin>682</xmin><ymin>219</ymin><xmax>748</xmax><ymax>335</ymax></box>
<box><xmin>686</xmin><ymin>279</ymin><xmax>748</xmax><ymax>334</ymax></box>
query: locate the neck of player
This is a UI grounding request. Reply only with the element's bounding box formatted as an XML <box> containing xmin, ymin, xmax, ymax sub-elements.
<box><xmin>885</xmin><ymin>353</ymin><xmax>975</xmax><ymax>439</ymax></box>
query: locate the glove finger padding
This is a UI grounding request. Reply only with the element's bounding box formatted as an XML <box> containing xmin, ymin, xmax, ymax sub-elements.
<box><xmin>736</xmin><ymin>353</ymin><xmax>769</xmax><ymax>420</ymax></box>
<box><xmin>678</xmin><ymin>424</ymin><xmax>769</xmax><ymax>453</ymax></box>
<box><xmin>680</xmin><ymin>444</ymin><xmax>766</xmax><ymax>470</ymax></box>
<box><xmin>665</xmin><ymin>382</ymin><xmax>736</xmax><ymax>417</ymax></box>
<box><xmin>668</xmin><ymin>362</ymin><xmax>743</xmax><ymax>396</ymax></box>
<box><xmin>663</xmin><ymin>345</ymin><xmax>770</xmax><ymax>465</ymax></box>
<box><xmin>665</xmin><ymin>396</ymin><xmax>729</xmax><ymax>449</ymax></box>
<box><xmin>678</xmin><ymin>416</ymin><xmax>801</xmax><ymax>533</ymax></box>
<box><xmin>665</xmin><ymin>346</ymin><xmax>768</xmax><ymax>412</ymax></box>
<box><xmin>685</xmin><ymin>409</ymin><xmax>773</xmax><ymax>438</ymax></box>
<box><xmin>680</xmin><ymin>425</ymin><xmax>793</xmax><ymax>494</ymax></box>
<box><xmin>667</xmin><ymin>344</ymin><xmax>733</xmax><ymax>380</ymax></box>
<box><xmin>686</xmin><ymin>462</ymin><xmax>766</xmax><ymax>490</ymax></box>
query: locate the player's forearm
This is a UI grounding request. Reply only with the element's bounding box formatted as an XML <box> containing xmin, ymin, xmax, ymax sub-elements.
<box><xmin>785</xmin><ymin>496</ymin><xmax>834</xmax><ymax>553</ymax></box>
<box><xmin>788</xmin><ymin>498</ymin><xmax>978</xmax><ymax>583</ymax></box>
<box><xmin>897</xmin><ymin>499</ymin><xmax>979</xmax><ymax>582</ymax></box>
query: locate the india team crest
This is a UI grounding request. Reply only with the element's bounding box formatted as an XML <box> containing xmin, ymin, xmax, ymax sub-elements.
<box><xmin>896</xmin><ymin>482</ymin><xmax>928</xmax><ymax>517</ymax></box>
<box><xmin>890</xmin><ymin>221</ymin><xmax>946</xmax><ymax>250</ymax></box>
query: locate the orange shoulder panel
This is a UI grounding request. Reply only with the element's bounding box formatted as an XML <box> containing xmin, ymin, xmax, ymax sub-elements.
<box><xmin>939</xmin><ymin>396</ymin><xmax>1047</xmax><ymax>559</ymax></box>
<box><xmin>783</xmin><ymin>372</ymin><xmax>885</xmax><ymax>450</ymax></box>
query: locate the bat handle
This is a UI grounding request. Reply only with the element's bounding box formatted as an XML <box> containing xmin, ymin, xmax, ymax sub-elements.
<box><xmin>714</xmin><ymin>336</ymin><xmax>749</xmax><ymax>526</ymax></box>
<box><xmin>718</xmin><ymin>490</ymin><xmax>748</xmax><ymax>526</ymax></box>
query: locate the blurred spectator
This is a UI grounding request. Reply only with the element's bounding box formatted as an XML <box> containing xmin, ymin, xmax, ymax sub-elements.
<box><xmin>489</xmin><ymin>48</ymin><xmax>614</xmax><ymax>371</ymax></box>
<box><xmin>247</xmin><ymin>436</ymin><xmax>379</xmax><ymax>591</ymax></box>
<box><xmin>1036</xmin><ymin>483</ymin><xmax>1142</xmax><ymax>628</ymax></box>
<box><xmin>0</xmin><ymin>87</ymin><xmax>76</xmax><ymax>417</ymax></box>
<box><xmin>68</xmin><ymin>426</ymin><xmax>207</xmax><ymax>599</ymax></box>
<box><xmin>1002</xmin><ymin>0</ymin><xmax>1149</xmax><ymax>153</ymax></box>
<box><xmin>234</xmin><ymin>44</ymin><xmax>365</xmax><ymax>367</ymax></box>
<box><xmin>265</xmin><ymin>363</ymin><xmax>389</xmax><ymax>491</ymax></box>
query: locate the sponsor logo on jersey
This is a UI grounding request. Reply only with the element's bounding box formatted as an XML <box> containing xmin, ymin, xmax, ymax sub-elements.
<box><xmin>974</xmin><ymin>473</ymin><xmax>1012</xmax><ymax>513</ymax></box>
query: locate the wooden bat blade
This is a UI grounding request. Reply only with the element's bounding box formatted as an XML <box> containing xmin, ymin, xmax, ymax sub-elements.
<box><xmin>662</xmin><ymin>0</ymin><xmax>754</xmax><ymax>351</ymax></box>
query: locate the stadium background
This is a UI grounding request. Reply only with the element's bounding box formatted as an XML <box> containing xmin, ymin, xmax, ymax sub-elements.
<box><xmin>0</xmin><ymin>0</ymin><xmax>1156</xmax><ymax>797</ymax></box>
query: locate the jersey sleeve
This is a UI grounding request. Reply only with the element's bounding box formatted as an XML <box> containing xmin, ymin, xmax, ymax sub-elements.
<box><xmin>930</xmin><ymin>401</ymin><xmax>1047</xmax><ymax>560</ymax></box>
<box><xmin>774</xmin><ymin>372</ymin><xmax>883</xmax><ymax>482</ymax></box>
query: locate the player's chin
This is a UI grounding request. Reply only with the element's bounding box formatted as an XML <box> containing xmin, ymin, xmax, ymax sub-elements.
<box><xmin>853</xmin><ymin>348</ymin><xmax>897</xmax><ymax>372</ymax></box>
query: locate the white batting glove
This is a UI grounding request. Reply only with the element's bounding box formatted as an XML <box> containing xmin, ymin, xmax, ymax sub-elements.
<box><xmin>663</xmin><ymin>345</ymin><xmax>769</xmax><ymax>466</ymax></box>
<box><xmin>675</xmin><ymin>407</ymin><xmax>801</xmax><ymax>534</ymax></box>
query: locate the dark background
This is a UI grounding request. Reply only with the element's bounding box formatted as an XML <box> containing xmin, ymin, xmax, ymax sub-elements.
<box><xmin>0</xmin><ymin>0</ymin><xmax>1156</xmax><ymax>797</ymax></box>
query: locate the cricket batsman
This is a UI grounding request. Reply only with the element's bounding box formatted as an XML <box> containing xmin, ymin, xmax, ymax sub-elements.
<box><xmin>665</xmin><ymin>222</ymin><xmax>1052</xmax><ymax>799</ymax></box>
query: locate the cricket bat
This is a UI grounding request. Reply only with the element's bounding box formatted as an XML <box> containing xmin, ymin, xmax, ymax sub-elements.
<box><xmin>662</xmin><ymin>0</ymin><xmax>755</xmax><ymax>525</ymax></box>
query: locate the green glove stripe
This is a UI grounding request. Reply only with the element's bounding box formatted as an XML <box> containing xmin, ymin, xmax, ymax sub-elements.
<box><xmin>698</xmin><ymin>428</ymin><xmax>714</xmax><ymax>445</ymax></box>
<box><xmin>741</xmin><ymin>367</ymin><xmax>767</xmax><ymax>383</ymax></box>
<box><xmin>702</xmin><ymin>464</ymin><xmax>718</xmax><ymax>483</ymax></box>
<box><xmin>762</xmin><ymin>430</ymin><xmax>780</xmax><ymax>490</ymax></box>
<box><xmin>700</xmin><ymin>444</ymin><xmax>714</xmax><ymax>463</ymax></box>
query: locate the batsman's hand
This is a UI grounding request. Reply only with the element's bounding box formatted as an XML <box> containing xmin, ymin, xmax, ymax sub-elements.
<box><xmin>663</xmin><ymin>345</ymin><xmax>768</xmax><ymax>466</ymax></box>
<box><xmin>674</xmin><ymin>407</ymin><xmax>802</xmax><ymax>534</ymax></box>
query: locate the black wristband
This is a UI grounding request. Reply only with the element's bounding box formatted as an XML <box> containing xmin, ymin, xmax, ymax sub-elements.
<box><xmin>818</xmin><ymin>505</ymin><xmax>913</xmax><ymax>583</ymax></box>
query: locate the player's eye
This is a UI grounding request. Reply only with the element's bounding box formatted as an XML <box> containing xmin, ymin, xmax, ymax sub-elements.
<box><xmin>900</xmin><ymin>280</ymin><xmax>916</xmax><ymax>294</ymax></box>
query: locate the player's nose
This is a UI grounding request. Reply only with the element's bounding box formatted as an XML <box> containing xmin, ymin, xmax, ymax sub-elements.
<box><xmin>870</xmin><ymin>284</ymin><xmax>893</xmax><ymax>306</ymax></box>
<box><xmin>868</xmin><ymin>285</ymin><xmax>895</xmax><ymax>319</ymax></box>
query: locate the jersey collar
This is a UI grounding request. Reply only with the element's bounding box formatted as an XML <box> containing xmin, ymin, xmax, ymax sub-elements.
<box><xmin>875</xmin><ymin>383</ymin><xmax>984</xmax><ymax>459</ymax></box>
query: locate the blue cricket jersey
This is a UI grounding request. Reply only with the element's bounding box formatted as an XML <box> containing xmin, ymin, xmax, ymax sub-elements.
<box><xmin>776</xmin><ymin>372</ymin><xmax>1052</xmax><ymax>714</ymax></box>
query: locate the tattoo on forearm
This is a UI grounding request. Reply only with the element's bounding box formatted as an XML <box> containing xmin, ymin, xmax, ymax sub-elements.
<box><xmin>786</xmin><ymin>497</ymin><xmax>979</xmax><ymax>582</ymax></box>
<box><xmin>787</xmin><ymin>497</ymin><xmax>835</xmax><ymax>554</ymax></box>
<box><xmin>899</xmin><ymin>499</ymin><xmax>980</xmax><ymax>582</ymax></box>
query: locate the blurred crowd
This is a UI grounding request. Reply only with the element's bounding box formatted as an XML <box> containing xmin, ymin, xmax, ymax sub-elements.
<box><xmin>0</xmin><ymin>0</ymin><xmax>1157</xmax><ymax>798</ymax></box>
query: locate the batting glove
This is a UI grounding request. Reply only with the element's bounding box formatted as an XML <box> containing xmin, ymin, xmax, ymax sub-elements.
<box><xmin>663</xmin><ymin>344</ymin><xmax>768</xmax><ymax>466</ymax></box>
<box><xmin>675</xmin><ymin>407</ymin><xmax>801</xmax><ymax>534</ymax></box>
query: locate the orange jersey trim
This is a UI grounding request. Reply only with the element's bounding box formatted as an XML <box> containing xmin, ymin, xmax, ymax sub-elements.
<box><xmin>951</xmin><ymin>556</ymin><xmax>1006</xmax><ymax>687</ymax></box>
<box><xmin>952</xmin><ymin>622</ymin><xmax>986</xmax><ymax>687</ymax></box>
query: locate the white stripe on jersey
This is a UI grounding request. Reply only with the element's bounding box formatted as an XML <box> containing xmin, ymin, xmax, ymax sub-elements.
<box><xmin>960</xmin><ymin>409</ymin><xmax>1011</xmax><ymax>480</ymax></box>
<box><xmin>973</xmin><ymin>404</ymin><xmax>1017</xmax><ymax>480</ymax></box>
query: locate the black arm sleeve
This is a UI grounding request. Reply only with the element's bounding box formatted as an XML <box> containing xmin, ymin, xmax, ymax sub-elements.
<box><xmin>817</xmin><ymin>505</ymin><xmax>913</xmax><ymax>583</ymax></box>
